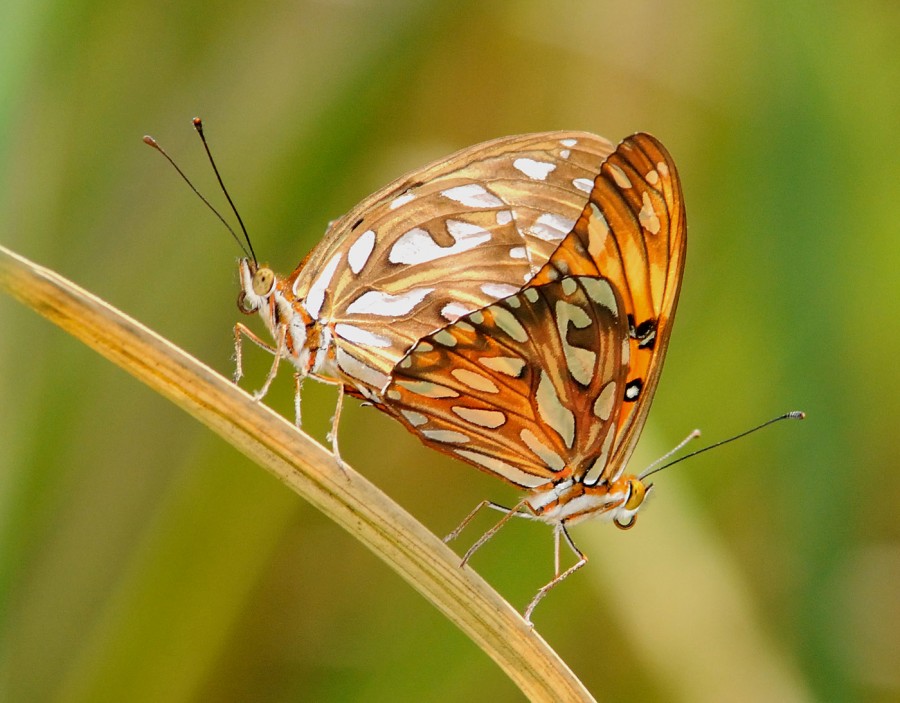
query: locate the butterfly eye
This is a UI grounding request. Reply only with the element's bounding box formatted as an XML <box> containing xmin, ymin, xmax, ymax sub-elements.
<box><xmin>624</xmin><ymin>478</ymin><xmax>647</xmax><ymax>510</ymax></box>
<box><xmin>251</xmin><ymin>267</ymin><xmax>275</xmax><ymax>296</ymax></box>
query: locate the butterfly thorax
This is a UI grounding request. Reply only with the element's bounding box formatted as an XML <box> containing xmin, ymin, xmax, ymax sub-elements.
<box><xmin>527</xmin><ymin>474</ymin><xmax>650</xmax><ymax>529</ymax></box>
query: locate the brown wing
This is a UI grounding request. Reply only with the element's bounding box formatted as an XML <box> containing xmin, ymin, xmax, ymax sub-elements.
<box><xmin>530</xmin><ymin>133</ymin><xmax>687</xmax><ymax>481</ymax></box>
<box><xmin>287</xmin><ymin>132</ymin><xmax>615</xmax><ymax>394</ymax></box>
<box><xmin>385</xmin><ymin>276</ymin><xmax>629</xmax><ymax>489</ymax></box>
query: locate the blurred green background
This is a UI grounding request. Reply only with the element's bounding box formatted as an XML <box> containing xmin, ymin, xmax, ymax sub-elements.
<box><xmin>2</xmin><ymin>1</ymin><xmax>898</xmax><ymax>701</ymax></box>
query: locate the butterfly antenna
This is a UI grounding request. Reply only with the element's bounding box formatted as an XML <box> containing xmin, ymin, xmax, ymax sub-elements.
<box><xmin>638</xmin><ymin>429</ymin><xmax>702</xmax><ymax>479</ymax></box>
<box><xmin>638</xmin><ymin>411</ymin><xmax>806</xmax><ymax>481</ymax></box>
<box><xmin>191</xmin><ymin>117</ymin><xmax>257</xmax><ymax>265</ymax></box>
<box><xmin>143</xmin><ymin>132</ymin><xmax>254</xmax><ymax>262</ymax></box>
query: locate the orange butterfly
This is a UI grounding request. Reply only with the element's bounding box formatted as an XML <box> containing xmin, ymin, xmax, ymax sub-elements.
<box><xmin>384</xmin><ymin>134</ymin><xmax>686</xmax><ymax>621</ymax></box>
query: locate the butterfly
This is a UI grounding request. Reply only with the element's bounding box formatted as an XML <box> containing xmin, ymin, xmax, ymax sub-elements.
<box><xmin>382</xmin><ymin>133</ymin><xmax>687</xmax><ymax>621</ymax></box>
<box><xmin>233</xmin><ymin>132</ymin><xmax>617</xmax><ymax>462</ymax></box>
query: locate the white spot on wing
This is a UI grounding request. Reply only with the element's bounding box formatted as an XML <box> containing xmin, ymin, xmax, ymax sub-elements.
<box><xmin>488</xmin><ymin>305</ymin><xmax>529</xmax><ymax>342</ymax></box>
<box><xmin>440</xmin><ymin>302</ymin><xmax>470</xmax><ymax>321</ymax></box>
<box><xmin>513</xmin><ymin>158</ymin><xmax>556</xmax><ymax>181</ymax></box>
<box><xmin>555</xmin><ymin>299</ymin><xmax>596</xmax><ymax>386</ymax></box>
<box><xmin>560</xmin><ymin>138</ymin><xmax>577</xmax><ymax>147</ymax></box>
<box><xmin>334</xmin><ymin>323</ymin><xmax>392</xmax><ymax>348</ymax></box>
<box><xmin>580</xmin><ymin>277</ymin><xmax>617</xmax><ymax>315</ymax></box>
<box><xmin>347</xmin><ymin>229</ymin><xmax>376</xmax><ymax>274</ymax></box>
<box><xmin>536</xmin><ymin>371</ymin><xmax>575</xmax><ymax>448</ymax></box>
<box><xmin>582</xmin><ymin>426</ymin><xmax>615</xmax><ymax>485</ymax></box>
<box><xmin>609</xmin><ymin>164</ymin><xmax>632</xmax><ymax>189</ymax></box>
<box><xmin>451</xmin><ymin>406</ymin><xmax>506</xmax><ymax>428</ymax></box>
<box><xmin>496</xmin><ymin>210</ymin><xmax>513</xmax><ymax>225</ymax></box>
<box><xmin>573</xmin><ymin>177</ymin><xmax>594</xmax><ymax>193</ymax></box>
<box><xmin>335</xmin><ymin>348</ymin><xmax>390</xmax><ymax>390</ymax></box>
<box><xmin>389</xmin><ymin>192</ymin><xmax>416</xmax><ymax>209</ymax></box>
<box><xmin>646</xmin><ymin>169</ymin><xmax>660</xmax><ymax>185</ymax></box>
<box><xmin>401</xmin><ymin>409</ymin><xmax>428</xmax><ymax>427</ymax></box>
<box><xmin>481</xmin><ymin>282</ymin><xmax>519</xmax><ymax>298</ymax></box>
<box><xmin>432</xmin><ymin>329</ymin><xmax>457</xmax><ymax>347</ymax></box>
<box><xmin>304</xmin><ymin>252</ymin><xmax>342</xmax><ymax>319</ymax></box>
<box><xmin>520</xmin><ymin>428</ymin><xmax>565</xmax><ymax>471</ymax></box>
<box><xmin>454</xmin><ymin>449</ymin><xmax>546</xmax><ymax>488</ymax></box>
<box><xmin>396</xmin><ymin>379</ymin><xmax>459</xmax><ymax>398</ymax></box>
<box><xmin>422</xmin><ymin>429</ymin><xmax>470</xmax><ymax>444</ymax></box>
<box><xmin>451</xmin><ymin>368</ymin><xmax>499</xmax><ymax>393</ymax></box>
<box><xmin>441</xmin><ymin>184</ymin><xmax>504</xmax><ymax>208</ymax></box>
<box><xmin>530</xmin><ymin>212</ymin><xmax>576</xmax><ymax>242</ymax></box>
<box><xmin>479</xmin><ymin>355</ymin><xmax>525</xmax><ymax>377</ymax></box>
<box><xmin>509</xmin><ymin>246</ymin><xmax>527</xmax><ymax>259</ymax></box>
<box><xmin>593</xmin><ymin>382</ymin><xmax>617</xmax><ymax>421</ymax></box>
<box><xmin>346</xmin><ymin>287</ymin><xmax>434</xmax><ymax>316</ymax></box>
<box><xmin>639</xmin><ymin>191</ymin><xmax>661</xmax><ymax>234</ymax></box>
<box><xmin>388</xmin><ymin>222</ymin><xmax>491</xmax><ymax>265</ymax></box>
<box><xmin>587</xmin><ymin>203</ymin><xmax>609</xmax><ymax>259</ymax></box>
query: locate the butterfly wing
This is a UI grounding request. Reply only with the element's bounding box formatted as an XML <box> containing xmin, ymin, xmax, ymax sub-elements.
<box><xmin>385</xmin><ymin>276</ymin><xmax>630</xmax><ymax>489</ymax></box>
<box><xmin>530</xmin><ymin>132</ymin><xmax>687</xmax><ymax>482</ymax></box>
<box><xmin>288</xmin><ymin>132</ymin><xmax>615</xmax><ymax>395</ymax></box>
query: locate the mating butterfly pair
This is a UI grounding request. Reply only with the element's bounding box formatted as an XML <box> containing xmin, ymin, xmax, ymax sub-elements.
<box><xmin>236</xmin><ymin>131</ymin><xmax>685</xmax><ymax>622</ymax></box>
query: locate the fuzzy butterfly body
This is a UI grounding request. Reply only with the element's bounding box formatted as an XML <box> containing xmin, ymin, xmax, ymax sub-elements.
<box><xmin>237</xmin><ymin>132</ymin><xmax>615</xmax><ymax>407</ymax></box>
<box><xmin>383</xmin><ymin>133</ymin><xmax>686</xmax><ymax>620</ymax></box>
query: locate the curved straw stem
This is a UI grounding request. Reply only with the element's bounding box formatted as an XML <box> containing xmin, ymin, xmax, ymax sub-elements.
<box><xmin>0</xmin><ymin>244</ymin><xmax>595</xmax><ymax>703</ymax></box>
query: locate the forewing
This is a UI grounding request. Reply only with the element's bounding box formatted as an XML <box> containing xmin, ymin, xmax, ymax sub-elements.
<box><xmin>385</xmin><ymin>276</ymin><xmax>629</xmax><ymax>489</ymax></box>
<box><xmin>531</xmin><ymin>133</ymin><xmax>687</xmax><ymax>480</ymax></box>
<box><xmin>290</xmin><ymin>132</ymin><xmax>615</xmax><ymax>387</ymax></box>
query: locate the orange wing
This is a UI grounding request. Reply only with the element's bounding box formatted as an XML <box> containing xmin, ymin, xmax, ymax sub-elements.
<box><xmin>385</xmin><ymin>276</ymin><xmax>630</xmax><ymax>489</ymax></box>
<box><xmin>530</xmin><ymin>133</ymin><xmax>687</xmax><ymax>481</ymax></box>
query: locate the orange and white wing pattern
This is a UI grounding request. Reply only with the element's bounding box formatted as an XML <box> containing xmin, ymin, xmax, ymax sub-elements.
<box><xmin>283</xmin><ymin>132</ymin><xmax>615</xmax><ymax>396</ymax></box>
<box><xmin>384</xmin><ymin>133</ymin><xmax>686</xmax><ymax>488</ymax></box>
<box><xmin>530</xmin><ymin>132</ymin><xmax>687</xmax><ymax>482</ymax></box>
<box><xmin>385</xmin><ymin>275</ymin><xmax>630</xmax><ymax>489</ymax></box>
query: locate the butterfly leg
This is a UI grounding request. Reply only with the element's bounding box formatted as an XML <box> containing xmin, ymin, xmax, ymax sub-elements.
<box><xmin>250</xmin><ymin>324</ymin><xmax>287</xmax><ymax>401</ymax></box>
<box><xmin>443</xmin><ymin>501</ymin><xmax>497</xmax><ymax>544</ymax></box>
<box><xmin>523</xmin><ymin>523</ymin><xmax>587</xmax><ymax>625</ymax></box>
<box><xmin>233</xmin><ymin>322</ymin><xmax>277</xmax><ymax>384</ymax></box>
<box><xmin>458</xmin><ymin>499</ymin><xmax>537</xmax><ymax>567</ymax></box>
<box><xmin>305</xmin><ymin>375</ymin><xmax>348</xmax><ymax>474</ymax></box>
<box><xmin>234</xmin><ymin>321</ymin><xmax>285</xmax><ymax>400</ymax></box>
<box><xmin>292</xmin><ymin>373</ymin><xmax>304</xmax><ymax>427</ymax></box>
<box><xmin>326</xmin><ymin>382</ymin><xmax>347</xmax><ymax>474</ymax></box>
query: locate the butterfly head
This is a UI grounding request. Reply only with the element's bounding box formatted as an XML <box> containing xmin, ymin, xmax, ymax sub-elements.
<box><xmin>237</xmin><ymin>257</ymin><xmax>293</xmax><ymax>335</ymax></box>
<box><xmin>237</xmin><ymin>257</ymin><xmax>322</xmax><ymax>374</ymax></box>
<box><xmin>237</xmin><ymin>257</ymin><xmax>277</xmax><ymax>317</ymax></box>
<box><xmin>610</xmin><ymin>476</ymin><xmax>653</xmax><ymax>530</ymax></box>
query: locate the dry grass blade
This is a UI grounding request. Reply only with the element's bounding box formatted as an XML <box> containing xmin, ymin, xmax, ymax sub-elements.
<box><xmin>0</xmin><ymin>244</ymin><xmax>596</xmax><ymax>703</ymax></box>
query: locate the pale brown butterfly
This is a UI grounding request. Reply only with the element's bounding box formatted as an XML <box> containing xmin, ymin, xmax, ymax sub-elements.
<box><xmin>233</xmin><ymin>131</ymin><xmax>617</xmax><ymax>462</ymax></box>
